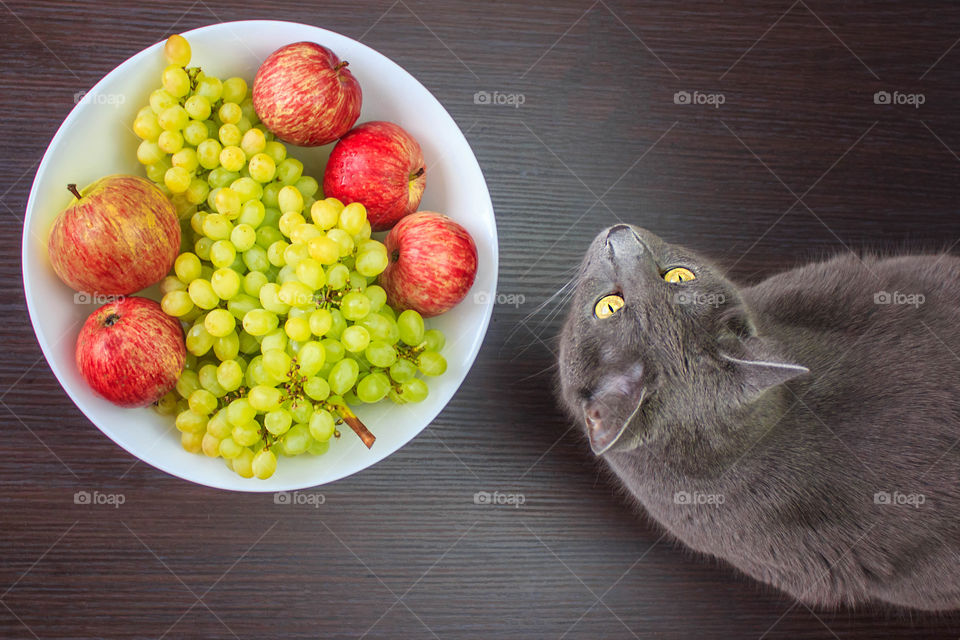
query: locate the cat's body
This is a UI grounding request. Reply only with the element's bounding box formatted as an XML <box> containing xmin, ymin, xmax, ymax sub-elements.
<box><xmin>558</xmin><ymin>226</ymin><xmax>960</xmax><ymax>610</ymax></box>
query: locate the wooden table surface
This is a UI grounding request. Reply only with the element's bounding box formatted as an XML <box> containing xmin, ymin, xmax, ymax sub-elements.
<box><xmin>3</xmin><ymin>1</ymin><xmax>960</xmax><ymax>638</ymax></box>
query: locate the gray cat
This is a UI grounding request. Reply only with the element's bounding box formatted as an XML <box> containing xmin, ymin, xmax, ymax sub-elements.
<box><xmin>558</xmin><ymin>224</ymin><xmax>960</xmax><ymax>610</ymax></box>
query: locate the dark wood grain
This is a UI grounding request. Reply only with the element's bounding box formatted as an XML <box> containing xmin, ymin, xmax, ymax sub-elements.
<box><xmin>3</xmin><ymin>0</ymin><xmax>960</xmax><ymax>638</ymax></box>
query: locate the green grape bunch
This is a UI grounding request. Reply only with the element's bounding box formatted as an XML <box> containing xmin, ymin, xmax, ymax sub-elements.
<box><xmin>142</xmin><ymin>34</ymin><xmax>448</xmax><ymax>480</ymax></box>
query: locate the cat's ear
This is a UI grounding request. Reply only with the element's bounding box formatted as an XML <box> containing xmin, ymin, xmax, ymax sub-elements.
<box><xmin>717</xmin><ymin>309</ymin><xmax>809</xmax><ymax>396</ymax></box>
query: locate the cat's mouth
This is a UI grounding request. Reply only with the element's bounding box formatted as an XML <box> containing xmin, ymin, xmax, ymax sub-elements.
<box><xmin>583</xmin><ymin>363</ymin><xmax>648</xmax><ymax>454</ymax></box>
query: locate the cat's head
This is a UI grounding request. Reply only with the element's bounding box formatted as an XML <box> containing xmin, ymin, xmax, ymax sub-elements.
<box><xmin>558</xmin><ymin>225</ymin><xmax>808</xmax><ymax>455</ymax></box>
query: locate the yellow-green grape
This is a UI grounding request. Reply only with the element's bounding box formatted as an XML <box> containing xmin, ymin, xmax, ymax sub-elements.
<box><xmin>398</xmin><ymin>309</ymin><xmax>425</xmax><ymax>346</ymax></box>
<box><xmin>145</xmin><ymin>158</ymin><xmax>171</xmax><ymax>183</ymax></box>
<box><xmin>134</xmin><ymin>109</ymin><xmax>162</xmax><ymax>140</ymax></box>
<box><xmin>203</xmin><ymin>213</ymin><xmax>233</xmax><ymax>240</ymax></box>
<box><xmin>389</xmin><ymin>359</ymin><xmax>417</xmax><ymax>384</ymax></box>
<box><xmin>340</xmin><ymin>291</ymin><xmax>371</xmax><ymax>321</ymax></box>
<box><xmin>222</xmin><ymin>76</ymin><xmax>248</xmax><ymax>103</ymax></box>
<box><xmin>283</xmin><ymin>243</ymin><xmax>310</xmax><ymax>269</ymax></box>
<box><xmin>347</xmin><ymin>271</ymin><xmax>366</xmax><ymax>292</ymax></box>
<box><xmin>201</xmin><ymin>432</ymin><xmax>221</xmax><ymax>457</ymax></box>
<box><xmin>136</xmin><ymin>140</ymin><xmax>164</xmax><ymax>165</ymax></box>
<box><xmin>248</xmin><ymin>384</ymin><xmax>282</xmax><ymax>412</ymax></box>
<box><xmin>267</xmin><ymin>240</ymin><xmax>288</xmax><ymax>267</ymax></box>
<box><xmin>161</xmin><ymin>290</ymin><xmax>194</xmax><ymax>317</ymax></box>
<box><xmin>262</xmin><ymin>182</ymin><xmax>282</xmax><ymax>209</ymax></box>
<box><xmin>229</xmin><ymin>178</ymin><xmax>260</xmax><ymax>204</ymax></box>
<box><xmin>219</xmin><ymin>101</ymin><xmax>242</xmax><ymax>124</ymax></box>
<box><xmin>310</xmin><ymin>199</ymin><xmax>340</xmax><ymax>229</ymax></box>
<box><xmin>160</xmin><ymin>275</ymin><xmax>187</xmax><ymax>295</ymax></box>
<box><xmin>185</xmin><ymin>178</ymin><xmax>210</xmax><ymax>205</ymax></box>
<box><xmin>164</xmin><ymin>166</ymin><xmax>191</xmax><ymax>193</ymax></box>
<box><xmin>338</xmin><ymin>202</ymin><xmax>367</xmax><ymax>235</ymax></box>
<box><xmin>260</xmin><ymin>328</ymin><xmax>288</xmax><ymax>354</ymax></box>
<box><xmin>355</xmin><ymin>250</ymin><xmax>389</xmax><ymax>277</ymax></box>
<box><xmin>220</xmin><ymin>146</ymin><xmax>246</xmax><ymax>172</ymax></box>
<box><xmin>280</xmin><ymin>424</ymin><xmax>311</xmax><ymax>456</ymax></box>
<box><xmin>150</xmin><ymin>88</ymin><xmax>177</xmax><ymax>114</ymax></box>
<box><xmin>204</xmin><ymin>308</ymin><xmax>236</xmax><ymax>338</ymax></box>
<box><xmin>199</xmin><ymin>364</ymin><xmax>228</xmax><ymax>396</ymax></box>
<box><xmin>184</xmin><ymin>94</ymin><xmax>211</xmax><ymax>120</ymax></box>
<box><xmin>418</xmin><ymin>351</ymin><xmax>447</xmax><ymax>376</ymax></box>
<box><xmin>328</xmin><ymin>358</ymin><xmax>359</xmax><ymax>395</ymax></box>
<box><xmin>294</xmin><ymin>175</ymin><xmax>319</xmax><ymax>198</ymax></box>
<box><xmin>226</xmin><ymin>397</ymin><xmax>256</xmax><ymax>426</ymax></box>
<box><xmin>232</xmin><ymin>448</ymin><xmax>255</xmax><ymax>477</ymax></box>
<box><xmin>401</xmin><ymin>378</ymin><xmax>429</xmax><ymax>403</ymax></box>
<box><xmin>154</xmin><ymin>392</ymin><xmax>178</xmax><ymax>415</ymax></box>
<box><xmin>188</xmin><ymin>279</ymin><xmax>220</xmax><ymax>310</ymax></box>
<box><xmin>309</xmin><ymin>309</ymin><xmax>333</xmax><ymax>337</ymax></box>
<box><xmin>188</xmin><ymin>389</ymin><xmax>217</xmax><ymax>416</ymax></box>
<box><xmin>278</xmin><ymin>281</ymin><xmax>313</xmax><ymax>307</ymax></box>
<box><xmin>238</xmin><ymin>331</ymin><xmax>260</xmax><ymax>355</ymax></box>
<box><xmin>195</xmin><ymin>237</ymin><xmax>213</xmax><ymax>261</ymax></box>
<box><xmin>240</xmin><ymin>128</ymin><xmax>266</xmax><ymax>156</ymax></box>
<box><xmin>278</xmin><ymin>185</ymin><xmax>304</xmax><ymax>214</ymax></box>
<box><xmin>423</xmin><ymin>329</ymin><xmax>445</xmax><ymax>352</ymax></box>
<box><xmin>242</xmin><ymin>309</ymin><xmax>279</xmax><ymax>336</ymax></box>
<box><xmin>185</xmin><ymin>323</ymin><xmax>214</xmax><ymax>356</ymax></box>
<box><xmin>252</xmin><ymin>449</ymin><xmax>277</xmax><ymax>479</ymax></box>
<box><xmin>227</xmin><ymin>294</ymin><xmax>259</xmax><ymax>320</ymax></box>
<box><xmin>175</xmin><ymin>409</ymin><xmax>207</xmax><ymax>433</ymax></box>
<box><xmin>321</xmin><ymin>338</ymin><xmax>345</xmax><ymax>364</ymax></box>
<box><xmin>210</xmin><ymin>240</ymin><xmax>237</xmax><ymax>268</ymax></box>
<box><xmin>341</xmin><ymin>325</ymin><xmax>370</xmax><ymax>353</ymax></box>
<box><xmin>216</xmin><ymin>360</ymin><xmax>243</xmax><ymax>394</ymax></box>
<box><xmin>326</xmin><ymin>228</ymin><xmax>354</xmax><ymax>257</ymax></box>
<box><xmin>298</xmin><ymin>341</ymin><xmax>326</xmax><ymax>377</ymax></box>
<box><xmin>208</xmin><ymin>168</ymin><xmax>239</xmax><ymax>189</ymax></box>
<box><xmin>365</xmin><ymin>341</ymin><xmax>397</xmax><ymax>368</ymax></box>
<box><xmin>278</xmin><ymin>213</ymin><xmax>305</xmax><ymax>239</ymax></box>
<box><xmin>357</xmin><ymin>372</ymin><xmax>390</xmax><ymax>403</ymax></box>
<box><xmin>214</xmin><ymin>331</ymin><xmax>241</xmax><ymax>361</ymax></box>
<box><xmin>175</xmin><ymin>370</ymin><xmax>201</xmax><ymax>398</ymax></box>
<box><xmin>295</xmin><ymin>258</ymin><xmax>326</xmax><ymax>290</ymax></box>
<box><xmin>197</xmin><ymin>139</ymin><xmax>222</xmax><ymax>169</ymax></box>
<box><xmin>263</xmin><ymin>140</ymin><xmax>286</xmax><ymax>163</ymax></box>
<box><xmin>195</xmin><ymin>75</ymin><xmax>222</xmax><ymax>102</ymax></box>
<box><xmin>219</xmin><ymin>437</ymin><xmax>243</xmax><ymax>459</ymax></box>
<box><xmin>236</xmin><ymin>116</ymin><xmax>252</xmax><ymax>134</ymax></box>
<box><xmin>243</xmin><ymin>271</ymin><xmax>269</xmax><ymax>297</ymax></box>
<box><xmin>175</xmin><ymin>253</ymin><xmax>202</xmax><ymax>283</ymax></box>
<box><xmin>289</xmin><ymin>223</ymin><xmax>322</xmax><ymax>245</ymax></box>
<box><xmin>157</xmin><ymin>129</ymin><xmax>184</xmax><ymax>154</ymax></box>
<box><xmin>284</xmin><ymin>316</ymin><xmax>312</xmax><ymax>342</ymax></box>
<box><xmin>206</xmin><ymin>410</ymin><xmax>231</xmax><ymax>439</ymax></box>
<box><xmin>172</xmin><ymin>147</ymin><xmax>199</xmax><ymax>172</ymax></box>
<box><xmin>365</xmin><ymin>285</ymin><xmax>387</xmax><ymax>313</ymax></box>
<box><xmin>265</xmin><ymin>409</ymin><xmax>292</xmax><ymax>436</ymax></box>
<box><xmin>183</xmin><ymin>119</ymin><xmax>208</xmax><ymax>145</ymax></box>
<box><xmin>262</xmin><ymin>349</ymin><xmax>292</xmax><ymax>380</ymax></box>
<box><xmin>248</xmin><ymin>152</ymin><xmax>276</xmax><ymax>183</ymax></box>
<box><xmin>230</xmin><ymin>224</ymin><xmax>257</xmax><ymax>252</ymax></box>
<box><xmin>219</xmin><ymin>123</ymin><xmax>242</xmax><ymax>146</ymax></box>
<box><xmin>308</xmin><ymin>235</ymin><xmax>340</xmax><ymax>265</ymax></box>
<box><xmin>162</xmin><ymin>64</ymin><xmax>190</xmax><ymax>97</ymax></box>
<box><xmin>163</xmin><ymin>34</ymin><xmax>191</xmax><ymax>66</ymax></box>
<box><xmin>158</xmin><ymin>104</ymin><xmax>189</xmax><ymax>131</ymax></box>
<box><xmin>304</xmin><ymin>376</ymin><xmax>330</xmax><ymax>402</ymax></box>
<box><xmin>306</xmin><ymin>409</ymin><xmax>334</xmax><ymax>442</ymax></box>
<box><xmin>238</xmin><ymin>200</ymin><xmax>266</xmax><ymax>228</ymax></box>
<box><xmin>243</xmin><ymin>245</ymin><xmax>270</xmax><ymax>273</ymax></box>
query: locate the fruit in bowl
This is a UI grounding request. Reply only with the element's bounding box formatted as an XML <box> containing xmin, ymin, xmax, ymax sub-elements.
<box><xmin>47</xmin><ymin>175</ymin><xmax>180</xmax><ymax>295</ymax></box>
<box><xmin>22</xmin><ymin>21</ymin><xmax>496</xmax><ymax>491</ymax></box>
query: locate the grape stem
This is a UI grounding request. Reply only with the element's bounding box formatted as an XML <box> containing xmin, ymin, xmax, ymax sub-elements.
<box><xmin>331</xmin><ymin>401</ymin><xmax>376</xmax><ymax>449</ymax></box>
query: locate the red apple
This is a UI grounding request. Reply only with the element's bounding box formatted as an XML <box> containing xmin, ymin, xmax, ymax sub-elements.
<box><xmin>379</xmin><ymin>212</ymin><xmax>478</xmax><ymax>317</ymax></box>
<box><xmin>75</xmin><ymin>297</ymin><xmax>185</xmax><ymax>408</ymax></box>
<box><xmin>323</xmin><ymin>121</ymin><xmax>426</xmax><ymax>231</ymax></box>
<box><xmin>252</xmin><ymin>42</ymin><xmax>362</xmax><ymax>147</ymax></box>
<box><xmin>48</xmin><ymin>175</ymin><xmax>180</xmax><ymax>296</ymax></box>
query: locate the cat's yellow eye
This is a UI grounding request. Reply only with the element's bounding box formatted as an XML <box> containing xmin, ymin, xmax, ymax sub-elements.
<box><xmin>663</xmin><ymin>267</ymin><xmax>696</xmax><ymax>284</ymax></box>
<box><xmin>594</xmin><ymin>294</ymin><xmax>625</xmax><ymax>319</ymax></box>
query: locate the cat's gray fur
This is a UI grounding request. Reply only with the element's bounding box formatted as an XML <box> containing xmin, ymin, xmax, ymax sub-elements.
<box><xmin>558</xmin><ymin>224</ymin><xmax>960</xmax><ymax>610</ymax></box>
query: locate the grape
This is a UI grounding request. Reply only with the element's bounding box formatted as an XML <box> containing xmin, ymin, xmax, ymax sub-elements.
<box><xmin>338</xmin><ymin>202</ymin><xmax>367</xmax><ymax>235</ymax></box>
<box><xmin>284</xmin><ymin>316</ymin><xmax>311</xmax><ymax>342</ymax></box>
<box><xmin>188</xmin><ymin>279</ymin><xmax>219</xmax><ymax>309</ymax></box>
<box><xmin>304</xmin><ymin>376</ymin><xmax>330</xmax><ymax>401</ymax></box>
<box><xmin>158</xmin><ymin>104</ymin><xmax>189</xmax><ymax>131</ymax></box>
<box><xmin>248</xmin><ymin>152</ymin><xmax>276</xmax><ymax>183</ymax></box>
<box><xmin>340</xmin><ymin>291</ymin><xmax>371</xmax><ymax>321</ymax></box>
<box><xmin>326</xmin><ymin>228</ymin><xmax>354</xmax><ymax>257</ymax></box>
<box><xmin>398</xmin><ymin>310</ymin><xmax>425</xmax><ymax>346</ymax></box>
<box><xmin>401</xmin><ymin>379</ymin><xmax>429</xmax><ymax>403</ymax></box>
<box><xmin>276</xmin><ymin>158</ymin><xmax>304</xmax><ymax>184</ymax></box>
<box><xmin>162</xmin><ymin>290</ymin><xmax>194</xmax><ymax>317</ymax></box>
<box><xmin>341</xmin><ymin>325</ymin><xmax>370</xmax><ymax>352</ymax></box>
<box><xmin>134</xmin><ymin>109</ymin><xmax>162</xmax><ymax>139</ymax></box>
<box><xmin>281</xmin><ymin>424</ymin><xmax>311</xmax><ymax>455</ymax></box>
<box><xmin>150</xmin><ymin>88</ymin><xmax>177</xmax><ymax>114</ymax></box>
<box><xmin>309</xmin><ymin>309</ymin><xmax>333</xmax><ymax>336</ymax></box>
<box><xmin>217</xmin><ymin>360</ymin><xmax>244</xmax><ymax>391</ymax></box>
<box><xmin>137</xmin><ymin>140</ymin><xmax>164</xmax><ymax>165</ymax></box>
<box><xmin>264</xmin><ymin>409</ymin><xmax>292</xmax><ymax>436</ymax></box>
<box><xmin>210</xmin><ymin>240</ymin><xmax>237</xmax><ymax>268</ymax></box>
<box><xmin>243</xmin><ymin>271</ymin><xmax>269</xmax><ymax>297</ymax></box>
<box><xmin>213</xmin><ymin>331</ymin><xmax>241</xmax><ymax>361</ymax></box>
<box><xmin>185</xmin><ymin>178</ymin><xmax>210</xmax><ymax>205</ymax></box>
<box><xmin>226</xmin><ymin>398</ymin><xmax>256</xmax><ymax>426</ymax></box>
<box><xmin>184</xmin><ymin>94</ymin><xmax>211</xmax><ymax>120</ymax></box>
<box><xmin>278</xmin><ymin>185</ymin><xmax>304</xmax><ymax>214</ymax></box>
<box><xmin>197</xmin><ymin>364</ymin><xmax>227</xmax><ymax>397</ymax></box>
<box><xmin>241</xmin><ymin>128</ymin><xmax>266</xmax><ymax>156</ymax></box>
<box><xmin>326</xmin><ymin>264</ymin><xmax>349</xmax><ymax>290</ymax></box>
<box><xmin>185</xmin><ymin>323</ymin><xmax>214</xmax><ymax>356</ymax></box>
<box><xmin>201</xmin><ymin>432</ymin><xmax>222</xmax><ymax>457</ymax></box>
<box><xmin>242</xmin><ymin>309</ymin><xmax>278</xmax><ymax>336</ymax></box>
<box><xmin>164</xmin><ymin>34</ymin><xmax>191</xmax><ymax>66</ymax></box>
<box><xmin>262</xmin><ymin>349</ymin><xmax>292</xmax><ymax>380</ymax></box>
<box><xmin>238</xmin><ymin>331</ymin><xmax>260</xmax><ymax>355</ymax></box>
<box><xmin>222</xmin><ymin>76</ymin><xmax>248</xmax><ymax>103</ymax></box>
<box><xmin>197</xmin><ymin>139</ymin><xmax>222</xmax><ymax>169</ymax></box>
<box><xmin>232</xmin><ymin>448</ymin><xmax>255</xmax><ymax>477</ymax></box>
<box><xmin>365</xmin><ymin>341</ymin><xmax>397</xmax><ymax>368</ymax></box>
<box><xmin>155</xmin><ymin>392</ymin><xmax>179</xmax><ymax>415</ymax></box>
<box><xmin>328</xmin><ymin>358</ymin><xmax>359</xmax><ymax>395</ymax></box>
<box><xmin>210</xmin><ymin>267</ymin><xmax>242</xmax><ymax>300</ymax></box>
<box><xmin>308</xmin><ymin>409</ymin><xmax>336</xmax><ymax>441</ymax></box>
<box><xmin>389</xmin><ymin>358</ymin><xmax>417</xmax><ymax>383</ymax></box>
<box><xmin>243</xmin><ymin>245</ymin><xmax>270</xmax><ymax>272</ymax></box>
<box><xmin>355</xmin><ymin>250</ymin><xmax>388</xmax><ymax>277</ymax></box>
<box><xmin>195</xmin><ymin>75</ymin><xmax>223</xmax><ymax>101</ymax></box>
<box><xmin>418</xmin><ymin>351</ymin><xmax>447</xmax><ymax>376</ymax></box>
<box><xmin>309</xmin><ymin>440</ymin><xmax>330</xmax><ymax>456</ymax></box>
<box><xmin>157</xmin><ymin>129</ymin><xmax>184</xmax><ymax>154</ymax></box>
<box><xmin>160</xmin><ymin>274</ymin><xmax>187</xmax><ymax>294</ymax></box>
<box><xmin>219</xmin><ymin>437</ymin><xmax>243</xmax><ymax>459</ymax></box>
<box><xmin>328</xmin><ymin>308</ymin><xmax>347</xmax><ymax>339</ymax></box>
<box><xmin>204</xmin><ymin>308</ymin><xmax>236</xmax><ymax>337</ymax></box>
<box><xmin>365</xmin><ymin>285</ymin><xmax>387</xmax><ymax>312</ymax></box>
<box><xmin>260</xmin><ymin>328</ymin><xmax>288</xmax><ymax>354</ymax></box>
<box><xmin>357</xmin><ymin>372</ymin><xmax>390</xmax><ymax>403</ymax></box>
<box><xmin>290</xmin><ymin>398</ymin><xmax>313</xmax><ymax>423</ymax></box>
<box><xmin>248</xmin><ymin>385</ymin><xmax>282</xmax><ymax>412</ymax></box>
<box><xmin>298</xmin><ymin>341</ymin><xmax>326</xmax><ymax>376</ymax></box>
<box><xmin>423</xmin><ymin>329</ymin><xmax>446</xmax><ymax>352</ymax></box>
<box><xmin>231</xmin><ymin>177</ymin><xmax>262</xmax><ymax>203</ymax></box>
<box><xmin>220</xmin><ymin>145</ymin><xmax>246</xmax><ymax>172</ymax></box>
<box><xmin>263</xmin><ymin>140</ymin><xmax>287</xmax><ymax>163</ymax></box>
<box><xmin>252</xmin><ymin>449</ymin><xmax>277</xmax><ymax>479</ymax></box>
<box><xmin>219</xmin><ymin>102</ymin><xmax>242</xmax><ymax>124</ymax></box>
<box><xmin>232</xmin><ymin>421</ymin><xmax>260</xmax><ymax>446</ymax></box>
<box><xmin>181</xmin><ymin>431</ymin><xmax>204</xmax><ymax>453</ymax></box>
<box><xmin>184</xmin><ymin>119</ymin><xmax>209</xmax><ymax>145</ymax></box>
<box><xmin>189</xmin><ymin>389</ymin><xmax>217</xmax><ymax>416</ymax></box>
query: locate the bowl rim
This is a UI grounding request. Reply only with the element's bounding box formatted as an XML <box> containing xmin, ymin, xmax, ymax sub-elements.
<box><xmin>21</xmin><ymin>19</ymin><xmax>498</xmax><ymax>492</ymax></box>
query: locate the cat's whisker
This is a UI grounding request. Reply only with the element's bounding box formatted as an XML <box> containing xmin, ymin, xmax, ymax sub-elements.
<box><xmin>516</xmin><ymin>361</ymin><xmax>559</xmax><ymax>383</ymax></box>
<box><xmin>502</xmin><ymin>275</ymin><xmax>578</xmax><ymax>350</ymax></box>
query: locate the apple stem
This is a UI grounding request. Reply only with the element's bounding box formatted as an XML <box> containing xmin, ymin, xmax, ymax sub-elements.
<box><xmin>411</xmin><ymin>167</ymin><xmax>425</xmax><ymax>179</ymax></box>
<box><xmin>334</xmin><ymin>61</ymin><xmax>349</xmax><ymax>72</ymax></box>
<box><xmin>67</xmin><ymin>184</ymin><xmax>82</xmax><ymax>199</ymax></box>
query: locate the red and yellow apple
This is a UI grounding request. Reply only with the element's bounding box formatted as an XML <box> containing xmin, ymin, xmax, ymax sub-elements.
<box><xmin>252</xmin><ymin>41</ymin><xmax>362</xmax><ymax>147</ymax></box>
<box><xmin>323</xmin><ymin>121</ymin><xmax>426</xmax><ymax>231</ymax></box>
<box><xmin>379</xmin><ymin>212</ymin><xmax>478</xmax><ymax>317</ymax></box>
<box><xmin>75</xmin><ymin>297</ymin><xmax>185</xmax><ymax>407</ymax></box>
<box><xmin>48</xmin><ymin>174</ymin><xmax>180</xmax><ymax>295</ymax></box>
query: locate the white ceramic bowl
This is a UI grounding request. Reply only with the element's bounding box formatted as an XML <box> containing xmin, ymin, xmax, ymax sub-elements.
<box><xmin>22</xmin><ymin>20</ymin><xmax>497</xmax><ymax>491</ymax></box>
